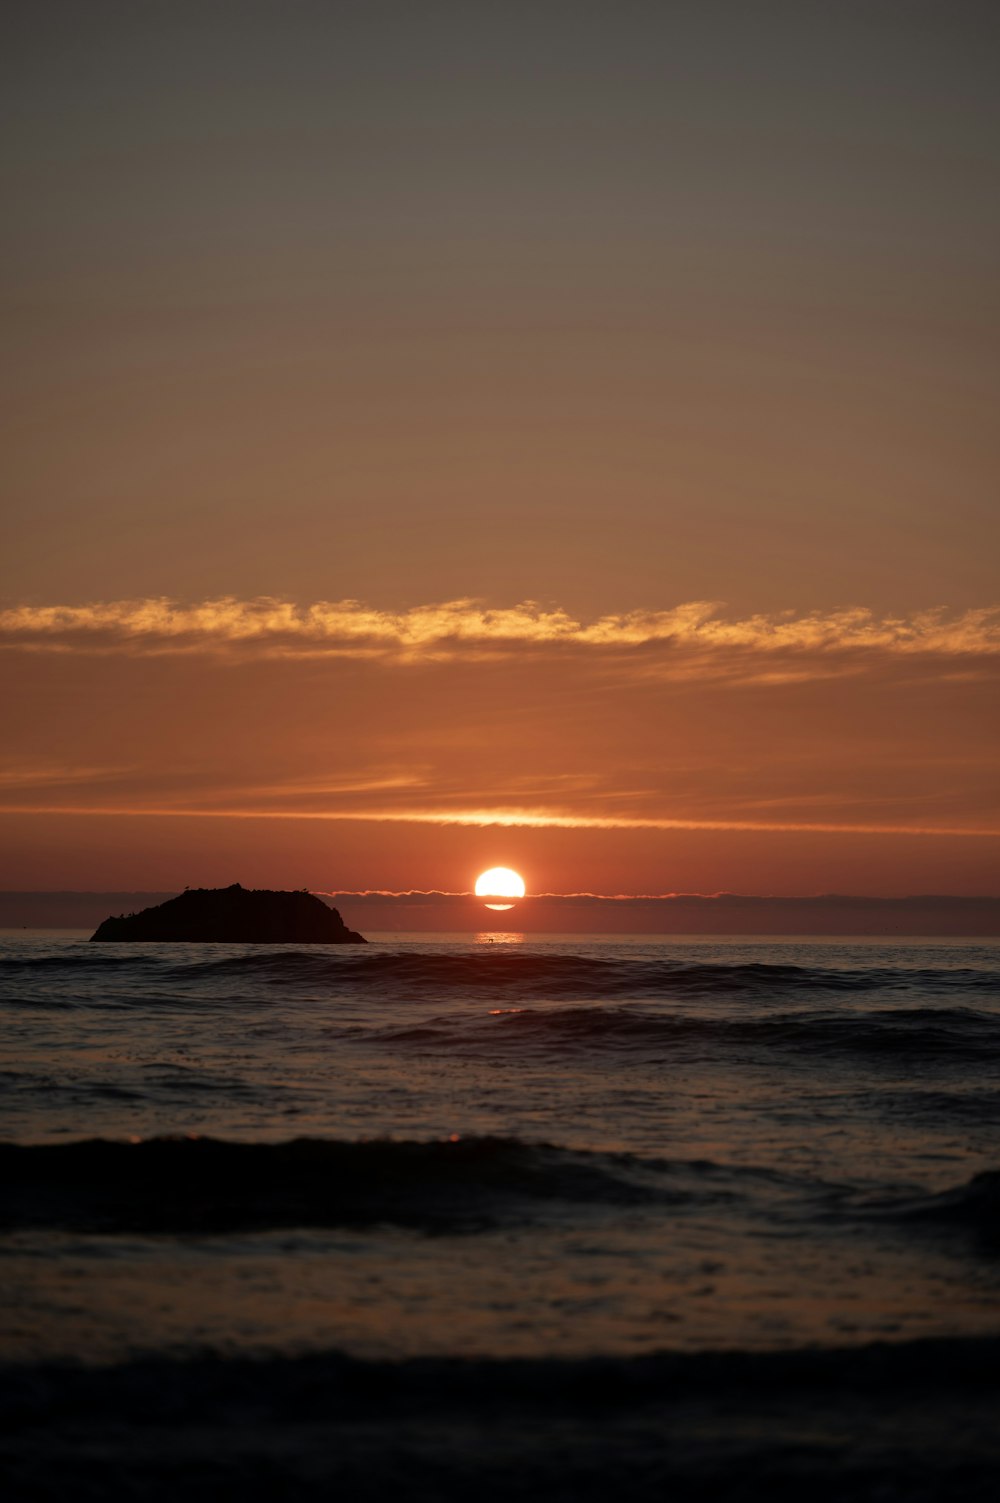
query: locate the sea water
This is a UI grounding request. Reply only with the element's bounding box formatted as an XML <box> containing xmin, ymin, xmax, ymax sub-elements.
<box><xmin>2</xmin><ymin>931</ymin><xmax>1000</xmax><ymax>1497</ymax></box>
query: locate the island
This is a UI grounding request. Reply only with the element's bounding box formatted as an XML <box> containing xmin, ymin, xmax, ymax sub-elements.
<box><xmin>90</xmin><ymin>884</ymin><xmax>366</xmax><ymax>943</ymax></box>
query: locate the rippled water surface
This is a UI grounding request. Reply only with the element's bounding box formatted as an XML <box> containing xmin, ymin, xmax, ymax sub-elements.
<box><xmin>2</xmin><ymin>931</ymin><xmax>999</xmax><ymax>1368</ymax></box>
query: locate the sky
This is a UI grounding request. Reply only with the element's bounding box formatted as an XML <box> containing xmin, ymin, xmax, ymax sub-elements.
<box><xmin>2</xmin><ymin>1</ymin><xmax>998</xmax><ymax>917</ymax></box>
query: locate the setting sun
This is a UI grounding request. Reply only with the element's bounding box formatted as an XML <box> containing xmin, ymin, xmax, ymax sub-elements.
<box><xmin>474</xmin><ymin>867</ymin><xmax>526</xmax><ymax>911</ymax></box>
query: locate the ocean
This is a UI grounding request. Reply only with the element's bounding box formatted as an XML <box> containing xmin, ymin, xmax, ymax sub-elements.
<box><xmin>2</xmin><ymin>930</ymin><xmax>1000</xmax><ymax>1498</ymax></box>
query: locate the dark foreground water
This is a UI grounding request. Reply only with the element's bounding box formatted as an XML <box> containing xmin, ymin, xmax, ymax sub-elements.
<box><xmin>2</xmin><ymin>932</ymin><xmax>999</xmax><ymax>1498</ymax></box>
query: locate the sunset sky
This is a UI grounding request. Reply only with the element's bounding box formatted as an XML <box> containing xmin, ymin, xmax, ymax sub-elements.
<box><xmin>3</xmin><ymin>2</ymin><xmax>998</xmax><ymax>915</ymax></box>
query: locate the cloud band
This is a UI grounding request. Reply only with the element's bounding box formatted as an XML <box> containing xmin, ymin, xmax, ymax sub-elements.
<box><xmin>2</xmin><ymin>598</ymin><xmax>998</xmax><ymax>658</ymax></box>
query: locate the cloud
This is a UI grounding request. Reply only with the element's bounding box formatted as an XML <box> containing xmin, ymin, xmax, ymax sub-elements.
<box><xmin>2</xmin><ymin>597</ymin><xmax>996</xmax><ymax>849</ymax></box>
<box><xmin>0</xmin><ymin>761</ymin><xmax>136</xmax><ymax>790</ymax></box>
<box><xmin>2</xmin><ymin>597</ymin><xmax>998</xmax><ymax>662</ymax></box>
<box><xmin>3</xmin><ymin>801</ymin><xmax>997</xmax><ymax>837</ymax></box>
<box><xmin>318</xmin><ymin>890</ymin><xmax>1000</xmax><ymax>910</ymax></box>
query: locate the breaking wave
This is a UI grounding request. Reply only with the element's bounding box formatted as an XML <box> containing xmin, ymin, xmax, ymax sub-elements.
<box><xmin>869</xmin><ymin>1169</ymin><xmax>1000</xmax><ymax>1246</ymax></box>
<box><xmin>7</xmin><ymin>1133</ymin><xmax>998</xmax><ymax>1245</ymax></box>
<box><xmin>0</xmin><ymin>1134</ymin><xmax>691</xmax><ymax>1233</ymax></box>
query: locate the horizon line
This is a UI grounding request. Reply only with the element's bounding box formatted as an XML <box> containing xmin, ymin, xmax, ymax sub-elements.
<box><xmin>3</xmin><ymin>888</ymin><xmax>998</xmax><ymax>904</ymax></box>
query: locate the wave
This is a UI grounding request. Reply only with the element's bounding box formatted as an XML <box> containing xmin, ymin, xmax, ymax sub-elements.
<box><xmin>6</xmin><ymin>1337</ymin><xmax>1000</xmax><ymax>1502</ymax></box>
<box><xmin>372</xmin><ymin>1004</ymin><xmax>1000</xmax><ymax>1060</ymax></box>
<box><xmin>869</xmin><ymin>1169</ymin><xmax>1000</xmax><ymax>1246</ymax></box>
<box><xmin>10</xmin><ymin>1133</ymin><xmax>997</xmax><ymax>1243</ymax></box>
<box><xmin>0</xmin><ymin>1134</ymin><xmax>701</xmax><ymax>1233</ymax></box>
<box><xmin>137</xmin><ymin>952</ymin><xmax>1000</xmax><ymax>1002</ymax></box>
<box><xmin>3</xmin><ymin>946</ymin><xmax>997</xmax><ymax>1001</ymax></box>
<box><xmin>5</xmin><ymin>1334</ymin><xmax>1000</xmax><ymax>1414</ymax></box>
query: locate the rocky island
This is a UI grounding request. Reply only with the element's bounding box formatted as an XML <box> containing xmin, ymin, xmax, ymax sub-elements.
<box><xmin>90</xmin><ymin>884</ymin><xmax>366</xmax><ymax>943</ymax></box>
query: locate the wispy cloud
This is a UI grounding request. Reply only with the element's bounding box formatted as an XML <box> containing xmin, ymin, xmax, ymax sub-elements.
<box><xmin>2</xmin><ymin>597</ymin><xmax>998</xmax><ymax>660</ymax></box>
<box><xmin>4</xmin><ymin>801</ymin><xmax>997</xmax><ymax>837</ymax></box>
<box><xmin>0</xmin><ymin>761</ymin><xmax>136</xmax><ymax>790</ymax></box>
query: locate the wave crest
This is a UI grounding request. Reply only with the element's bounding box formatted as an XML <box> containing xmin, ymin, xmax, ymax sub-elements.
<box><xmin>0</xmin><ymin>1134</ymin><xmax>678</xmax><ymax>1233</ymax></box>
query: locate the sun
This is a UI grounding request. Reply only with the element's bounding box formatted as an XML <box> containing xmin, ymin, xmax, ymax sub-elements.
<box><xmin>475</xmin><ymin>867</ymin><xmax>526</xmax><ymax>911</ymax></box>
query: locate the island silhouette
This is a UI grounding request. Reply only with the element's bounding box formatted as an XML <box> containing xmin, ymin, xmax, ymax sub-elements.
<box><xmin>90</xmin><ymin>884</ymin><xmax>366</xmax><ymax>943</ymax></box>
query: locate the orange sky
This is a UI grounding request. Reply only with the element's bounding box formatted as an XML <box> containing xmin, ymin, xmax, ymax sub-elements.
<box><xmin>1</xmin><ymin>600</ymin><xmax>997</xmax><ymax>897</ymax></box>
<box><xmin>2</xmin><ymin>4</ymin><xmax>998</xmax><ymax>910</ymax></box>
